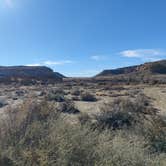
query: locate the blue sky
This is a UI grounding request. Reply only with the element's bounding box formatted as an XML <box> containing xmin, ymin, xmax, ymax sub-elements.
<box><xmin>0</xmin><ymin>0</ymin><xmax>166</xmax><ymax>76</ymax></box>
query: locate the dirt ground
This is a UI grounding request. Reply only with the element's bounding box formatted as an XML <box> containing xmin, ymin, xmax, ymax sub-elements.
<box><xmin>0</xmin><ymin>83</ymin><xmax>165</xmax><ymax>118</ymax></box>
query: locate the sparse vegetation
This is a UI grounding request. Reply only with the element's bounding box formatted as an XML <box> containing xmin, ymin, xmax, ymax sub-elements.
<box><xmin>95</xmin><ymin>94</ymin><xmax>153</xmax><ymax>130</ymax></box>
<box><xmin>81</xmin><ymin>92</ymin><xmax>97</xmax><ymax>102</ymax></box>
<box><xmin>78</xmin><ymin>113</ymin><xmax>91</xmax><ymax>125</ymax></box>
<box><xmin>0</xmin><ymin>99</ymin><xmax>8</xmax><ymax>108</ymax></box>
<box><xmin>0</xmin><ymin>61</ymin><xmax>166</xmax><ymax>165</ymax></box>
<box><xmin>71</xmin><ymin>88</ymin><xmax>81</xmax><ymax>96</ymax></box>
<box><xmin>58</xmin><ymin>100</ymin><xmax>80</xmax><ymax>114</ymax></box>
<box><xmin>47</xmin><ymin>93</ymin><xmax>66</xmax><ymax>102</ymax></box>
<box><xmin>0</xmin><ymin>97</ymin><xmax>166</xmax><ymax>165</ymax></box>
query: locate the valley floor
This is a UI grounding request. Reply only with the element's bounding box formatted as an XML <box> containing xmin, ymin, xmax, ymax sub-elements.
<box><xmin>0</xmin><ymin>82</ymin><xmax>166</xmax><ymax>165</ymax></box>
<box><xmin>0</xmin><ymin>83</ymin><xmax>166</xmax><ymax>118</ymax></box>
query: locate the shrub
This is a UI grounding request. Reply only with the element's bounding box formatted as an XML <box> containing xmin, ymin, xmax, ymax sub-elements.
<box><xmin>15</xmin><ymin>90</ymin><xmax>25</xmax><ymax>96</ymax></box>
<box><xmin>95</xmin><ymin>133</ymin><xmax>155</xmax><ymax>166</ymax></box>
<box><xmin>0</xmin><ymin>98</ymin><xmax>165</xmax><ymax>165</ymax></box>
<box><xmin>58</xmin><ymin>100</ymin><xmax>80</xmax><ymax>114</ymax></box>
<box><xmin>47</xmin><ymin>93</ymin><xmax>66</xmax><ymax>102</ymax></box>
<box><xmin>0</xmin><ymin>156</ymin><xmax>14</xmax><ymax>166</ymax></box>
<box><xmin>49</xmin><ymin>122</ymin><xmax>98</xmax><ymax>166</ymax></box>
<box><xmin>95</xmin><ymin>94</ymin><xmax>155</xmax><ymax>130</ymax></box>
<box><xmin>0</xmin><ymin>99</ymin><xmax>8</xmax><ymax>108</ymax></box>
<box><xmin>71</xmin><ymin>88</ymin><xmax>81</xmax><ymax>96</ymax></box>
<box><xmin>95</xmin><ymin>100</ymin><xmax>134</xmax><ymax>130</ymax></box>
<box><xmin>51</xmin><ymin>88</ymin><xmax>66</xmax><ymax>95</ymax></box>
<box><xmin>81</xmin><ymin>92</ymin><xmax>97</xmax><ymax>102</ymax></box>
<box><xmin>71</xmin><ymin>96</ymin><xmax>80</xmax><ymax>101</ymax></box>
<box><xmin>47</xmin><ymin>88</ymin><xmax>67</xmax><ymax>102</ymax></box>
<box><xmin>78</xmin><ymin>113</ymin><xmax>91</xmax><ymax>125</ymax></box>
<box><xmin>141</xmin><ymin>115</ymin><xmax>166</xmax><ymax>153</ymax></box>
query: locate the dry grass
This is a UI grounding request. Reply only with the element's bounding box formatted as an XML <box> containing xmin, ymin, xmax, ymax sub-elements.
<box><xmin>0</xmin><ymin>99</ymin><xmax>166</xmax><ymax>165</ymax></box>
<box><xmin>144</xmin><ymin>86</ymin><xmax>166</xmax><ymax>115</ymax></box>
<box><xmin>0</xmin><ymin>83</ymin><xmax>165</xmax><ymax>165</ymax></box>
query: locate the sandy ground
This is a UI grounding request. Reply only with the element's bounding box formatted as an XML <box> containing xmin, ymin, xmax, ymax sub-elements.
<box><xmin>144</xmin><ymin>85</ymin><xmax>166</xmax><ymax>116</ymax></box>
<box><xmin>0</xmin><ymin>84</ymin><xmax>165</xmax><ymax>120</ymax></box>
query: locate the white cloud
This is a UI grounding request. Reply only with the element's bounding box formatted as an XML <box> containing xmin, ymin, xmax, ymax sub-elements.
<box><xmin>90</xmin><ymin>55</ymin><xmax>106</xmax><ymax>61</ymax></box>
<box><xmin>26</xmin><ymin>63</ymin><xmax>41</xmax><ymax>67</ymax></box>
<box><xmin>26</xmin><ymin>60</ymin><xmax>73</xmax><ymax>67</ymax></box>
<box><xmin>44</xmin><ymin>60</ymin><xmax>72</xmax><ymax>66</ymax></box>
<box><xmin>120</xmin><ymin>49</ymin><xmax>166</xmax><ymax>61</ymax></box>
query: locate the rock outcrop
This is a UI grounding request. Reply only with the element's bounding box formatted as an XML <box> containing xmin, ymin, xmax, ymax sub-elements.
<box><xmin>96</xmin><ymin>60</ymin><xmax>166</xmax><ymax>77</ymax></box>
<box><xmin>0</xmin><ymin>66</ymin><xmax>65</xmax><ymax>83</ymax></box>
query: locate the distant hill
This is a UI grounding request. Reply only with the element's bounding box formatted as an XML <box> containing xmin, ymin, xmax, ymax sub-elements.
<box><xmin>0</xmin><ymin>66</ymin><xmax>65</xmax><ymax>83</ymax></box>
<box><xmin>96</xmin><ymin>60</ymin><xmax>166</xmax><ymax>77</ymax></box>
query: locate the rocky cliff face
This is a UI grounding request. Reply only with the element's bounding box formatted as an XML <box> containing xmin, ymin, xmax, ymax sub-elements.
<box><xmin>0</xmin><ymin>66</ymin><xmax>64</xmax><ymax>83</ymax></box>
<box><xmin>96</xmin><ymin>60</ymin><xmax>166</xmax><ymax>77</ymax></box>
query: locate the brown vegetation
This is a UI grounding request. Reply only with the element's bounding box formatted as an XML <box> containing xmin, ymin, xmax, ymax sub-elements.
<box><xmin>0</xmin><ymin>94</ymin><xmax>166</xmax><ymax>165</ymax></box>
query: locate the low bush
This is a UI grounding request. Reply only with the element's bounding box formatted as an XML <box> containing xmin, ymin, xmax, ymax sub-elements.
<box><xmin>47</xmin><ymin>88</ymin><xmax>67</xmax><ymax>102</ymax></box>
<box><xmin>81</xmin><ymin>92</ymin><xmax>97</xmax><ymax>102</ymax></box>
<box><xmin>140</xmin><ymin>115</ymin><xmax>166</xmax><ymax>153</ymax></box>
<box><xmin>71</xmin><ymin>88</ymin><xmax>81</xmax><ymax>96</ymax></box>
<box><xmin>78</xmin><ymin>113</ymin><xmax>91</xmax><ymax>125</ymax></box>
<box><xmin>0</xmin><ymin>156</ymin><xmax>14</xmax><ymax>166</ymax></box>
<box><xmin>95</xmin><ymin>94</ymin><xmax>156</xmax><ymax>130</ymax></box>
<box><xmin>51</xmin><ymin>88</ymin><xmax>65</xmax><ymax>95</ymax></box>
<box><xmin>58</xmin><ymin>100</ymin><xmax>80</xmax><ymax>114</ymax></box>
<box><xmin>47</xmin><ymin>93</ymin><xmax>66</xmax><ymax>102</ymax></box>
<box><xmin>0</xmin><ymin>98</ymin><xmax>165</xmax><ymax>165</ymax></box>
<box><xmin>95</xmin><ymin>133</ymin><xmax>158</xmax><ymax>166</ymax></box>
<box><xmin>0</xmin><ymin>99</ymin><xmax>8</xmax><ymax>108</ymax></box>
<box><xmin>71</xmin><ymin>96</ymin><xmax>80</xmax><ymax>101</ymax></box>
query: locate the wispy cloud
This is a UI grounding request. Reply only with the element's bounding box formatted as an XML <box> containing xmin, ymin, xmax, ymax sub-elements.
<box><xmin>90</xmin><ymin>55</ymin><xmax>107</xmax><ymax>61</ymax></box>
<box><xmin>26</xmin><ymin>60</ymin><xmax>73</xmax><ymax>67</ymax></box>
<box><xmin>44</xmin><ymin>60</ymin><xmax>73</xmax><ymax>66</ymax></box>
<box><xmin>120</xmin><ymin>49</ymin><xmax>166</xmax><ymax>61</ymax></box>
